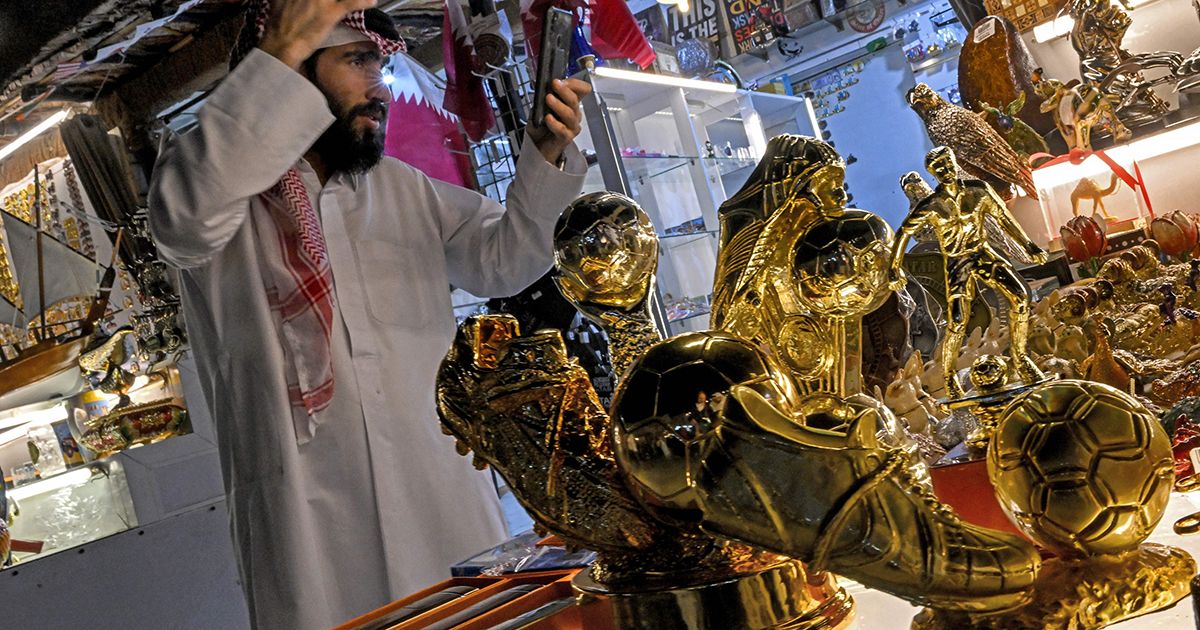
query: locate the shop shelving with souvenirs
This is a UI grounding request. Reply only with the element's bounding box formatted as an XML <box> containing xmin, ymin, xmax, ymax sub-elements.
<box><xmin>574</xmin><ymin>69</ymin><xmax>817</xmax><ymax>335</ymax></box>
<box><xmin>0</xmin><ymin>144</ymin><xmax>198</xmax><ymax>568</ymax></box>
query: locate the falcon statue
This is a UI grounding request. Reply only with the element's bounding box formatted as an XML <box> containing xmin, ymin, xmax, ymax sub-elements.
<box><xmin>907</xmin><ymin>83</ymin><xmax>1039</xmax><ymax>201</ymax></box>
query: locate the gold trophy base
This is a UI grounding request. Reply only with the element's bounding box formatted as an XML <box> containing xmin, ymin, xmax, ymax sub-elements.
<box><xmin>912</xmin><ymin>543</ymin><xmax>1195</xmax><ymax>629</ymax></box>
<box><xmin>573</xmin><ymin>559</ymin><xmax>854</xmax><ymax>630</ymax></box>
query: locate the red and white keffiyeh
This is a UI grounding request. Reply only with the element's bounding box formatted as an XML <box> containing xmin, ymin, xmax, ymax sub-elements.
<box><xmin>234</xmin><ymin>1</ymin><xmax>406</xmax><ymax>441</ymax></box>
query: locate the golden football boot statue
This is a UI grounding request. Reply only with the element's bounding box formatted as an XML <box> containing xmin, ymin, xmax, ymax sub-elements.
<box><xmin>611</xmin><ymin>331</ymin><xmax>1041</xmax><ymax>612</ymax></box>
<box><xmin>552</xmin><ymin>192</ymin><xmax>662</xmax><ymax>383</ymax></box>
<box><xmin>436</xmin><ymin>315</ymin><xmax>853</xmax><ymax>629</ymax></box>
<box><xmin>890</xmin><ymin>147</ymin><xmax>1047</xmax><ymax>401</ymax></box>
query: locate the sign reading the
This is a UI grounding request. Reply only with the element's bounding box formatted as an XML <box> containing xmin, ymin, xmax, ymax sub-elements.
<box><xmin>665</xmin><ymin>0</ymin><xmax>722</xmax><ymax>47</ymax></box>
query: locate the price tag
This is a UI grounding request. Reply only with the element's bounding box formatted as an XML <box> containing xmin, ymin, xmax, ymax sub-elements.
<box><xmin>973</xmin><ymin>18</ymin><xmax>997</xmax><ymax>43</ymax></box>
<box><xmin>1190</xmin><ymin>447</ymin><xmax>1200</xmax><ymax>475</ymax></box>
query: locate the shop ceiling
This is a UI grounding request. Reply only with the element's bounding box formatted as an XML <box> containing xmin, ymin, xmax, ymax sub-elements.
<box><xmin>0</xmin><ymin>0</ymin><xmax>448</xmax><ymax>145</ymax></box>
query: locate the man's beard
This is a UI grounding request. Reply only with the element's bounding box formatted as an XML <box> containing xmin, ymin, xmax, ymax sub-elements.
<box><xmin>311</xmin><ymin>99</ymin><xmax>388</xmax><ymax>176</ymax></box>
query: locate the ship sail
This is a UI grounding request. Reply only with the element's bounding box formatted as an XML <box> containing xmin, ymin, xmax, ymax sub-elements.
<box><xmin>0</xmin><ymin>212</ymin><xmax>97</xmax><ymax>329</ymax></box>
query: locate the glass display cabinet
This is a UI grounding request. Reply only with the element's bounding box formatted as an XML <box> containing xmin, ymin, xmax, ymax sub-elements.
<box><xmin>576</xmin><ymin>69</ymin><xmax>817</xmax><ymax>335</ymax></box>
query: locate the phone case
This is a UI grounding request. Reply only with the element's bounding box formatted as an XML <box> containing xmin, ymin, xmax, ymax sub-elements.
<box><xmin>531</xmin><ymin>7</ymin><xmax>574</xmax><ymax>128</ymax></box>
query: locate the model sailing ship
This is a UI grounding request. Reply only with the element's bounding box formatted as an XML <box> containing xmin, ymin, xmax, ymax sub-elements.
<box><xmin>0</xmin><ymin>160</ymin><xmax>108</xmax><ymax>411</ymax></box>
<box><xmin>0</xmin><ymin>115</ymin><xmax>186</xmax><ymax>442</ymax></box>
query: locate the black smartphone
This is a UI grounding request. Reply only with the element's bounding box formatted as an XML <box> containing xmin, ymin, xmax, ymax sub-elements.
<box><xmin>531</xmin><ymin>7</ymin><xmax>574</xmax><ymax>128</ymax></box>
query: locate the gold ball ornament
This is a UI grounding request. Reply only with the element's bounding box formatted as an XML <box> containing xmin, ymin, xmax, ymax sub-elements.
<box><xmin>553</xmin><ymin>192</ymin><xmax>658</xmax><ymax>309</ymax></box>
<box><xmin>791</xmin><ymin>210</ymin><xmax>894</xmax><ymax>318</ymax></box>
<box><xmin>988</xmin><ymin>380</ymin><xmax>1173</xmax><ymax>556</ymax></box>
<box><xmin>969</xmin><ymin>355</ymin><xmax>1010</xmax><ymax>392</ymax></box>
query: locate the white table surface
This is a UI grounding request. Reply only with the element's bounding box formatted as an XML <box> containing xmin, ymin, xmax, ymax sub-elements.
<box><xmin>838</xmin><ymin>492</ymin><xmax>1200</xmax><ymax>629</ymax></box>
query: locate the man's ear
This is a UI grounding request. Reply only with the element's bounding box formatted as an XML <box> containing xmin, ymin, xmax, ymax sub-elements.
<box><xmin>301</xmin><ymin>49</ymin><xmax>325</xmax><ymax>82</ymax></box>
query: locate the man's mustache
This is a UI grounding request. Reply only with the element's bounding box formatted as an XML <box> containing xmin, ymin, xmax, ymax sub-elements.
<box><xmin>348</xmin><ymin>100</ymin><xmax>388</xmax><ymax>121</ymax></box>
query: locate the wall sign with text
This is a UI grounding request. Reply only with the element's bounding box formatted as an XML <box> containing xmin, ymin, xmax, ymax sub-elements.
<box><xmin>721</xmin><ymin>0</ymin><xmax>788</xmax><ymax>55</ymax></box>
<box><xmin>665</xmin><ymin>0</ymin><xmax>722</xmax><ymax>47</ymax></box>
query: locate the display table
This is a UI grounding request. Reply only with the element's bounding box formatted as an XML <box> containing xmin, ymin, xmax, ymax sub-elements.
<box><xmin>340</xmin><ymin>493</ymin><xmax>1200</xmax><ymax>629</ymax></box>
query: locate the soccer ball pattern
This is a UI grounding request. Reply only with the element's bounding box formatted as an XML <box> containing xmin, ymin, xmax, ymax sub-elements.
<box><xmin>611</xmin><ymin>331</ymin><xmax>797</xmax><ymax>523</ymax></box>
<box><xmin>791</xmin><ymin>210</ymin><xmax>894</xmax><ymax>318</ymax></box>
<box><xmin>988</xmin><ymin>380</ymin><xmax>1173</xmax><ymax>556</ymax></box>
<box><xmin>552</xmin><ymin>191</ymin><xmax>658</xmax><ymax>308</ymax></box>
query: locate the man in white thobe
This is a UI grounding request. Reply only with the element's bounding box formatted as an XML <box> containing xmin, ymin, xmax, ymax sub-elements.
<box><xmin>147</xmin><ymin>2</ymin><xmax>589</xmax><ymax>627</ymax></box>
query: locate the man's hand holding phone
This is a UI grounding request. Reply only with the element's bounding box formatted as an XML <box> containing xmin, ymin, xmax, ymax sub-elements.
<box><xmin>530</xmin><ymin>78</ymin><xmax>592</xmax><ymax>166</ymax></box>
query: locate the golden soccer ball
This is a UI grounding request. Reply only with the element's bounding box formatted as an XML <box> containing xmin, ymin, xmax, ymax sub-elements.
<box><xmin>988</xmin><ymin>380</ymin><xmax>1174</xmax><ymax>556</ymax></box>
<box><xmin>553</xmin><ymin>192</ymin><xmax>658</xmax><ymax>309</ymax></box>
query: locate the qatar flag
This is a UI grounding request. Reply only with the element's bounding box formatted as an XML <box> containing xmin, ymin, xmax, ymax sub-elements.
<box><xmin>443</xmin><ymin>0</ymin><xmax>496</xmax><ymax>141</ymax></box>
<box><xmin>384</xmin><ymin>54</ymin><xmax>474</xmax><ymax>188</ymax></box>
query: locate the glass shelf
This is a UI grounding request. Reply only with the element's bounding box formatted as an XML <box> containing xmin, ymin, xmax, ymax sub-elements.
<box><xmin>659</xmin><ymin>230</ymin><xmax>719</xmax><ymax>248</ymax></box>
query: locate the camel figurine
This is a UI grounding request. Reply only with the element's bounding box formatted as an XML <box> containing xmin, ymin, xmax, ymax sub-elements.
<box><xmin>1033</xmin><ymin>69</ymin><xmax>1131</xmax><ymax>151</ymax></box>
<box><xmin>1071</xmin><ymin>174</ymin><xmax>1121</xmax><ymax>219</ymax></box>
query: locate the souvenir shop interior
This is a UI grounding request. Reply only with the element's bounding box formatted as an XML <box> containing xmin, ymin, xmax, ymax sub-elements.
<box><xmin>1</xmin><ymin>0</ymin><xmax>1200</xmax><ymax>627</ymax></box>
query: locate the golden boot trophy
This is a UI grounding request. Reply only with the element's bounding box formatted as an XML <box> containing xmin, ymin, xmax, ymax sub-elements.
<box><xmin>437</xmin><ymin>315</ymin><xmax>854</xmax><ymax>630</ymax></box>
<box><xmin>611</xmin><ymin>331</ymin><xmax>1042</xmax><ymax>613</ymax></box>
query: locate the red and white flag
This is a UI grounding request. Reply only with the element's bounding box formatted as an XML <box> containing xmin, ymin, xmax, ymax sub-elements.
<box><xmin>385</xmin><ymin>55</ymin><xmax>474</xmax><ymax>188</ymax></box>
<box><xmin>442</xmin><ymin>0</ymin><xmax>496</xmax><ymax>141</ymax></box>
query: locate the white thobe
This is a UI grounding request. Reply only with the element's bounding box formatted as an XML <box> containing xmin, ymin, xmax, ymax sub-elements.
<box><xmin>147</xmin><ymin>49</ymin><xmax>586</xmax><ymax>629</ymax></box>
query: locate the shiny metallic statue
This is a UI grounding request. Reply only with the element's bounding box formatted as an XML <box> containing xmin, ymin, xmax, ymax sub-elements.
<box><xmin>1067</xmin><ymin>0</ymin><xmax>1177</xmax><ymax>126</ymax></box>
<box><xmin>712</xmin><ymin>136</ymin><xmax>891</xmax><ymax>394</ymax></box>
<box><xmin>435</xmin><ymin>136</ymin><xmax>1194</xmax><ymax>629</ymax></box>
<box><xmin>552</xmin><ymin>192</ymin><xmax>662</xmax><ymax>383</ymax></box>
<box><xmin>890</xmin><ymin>148</ymin><xmax>1047</xmax><ymax>400</ymax></box>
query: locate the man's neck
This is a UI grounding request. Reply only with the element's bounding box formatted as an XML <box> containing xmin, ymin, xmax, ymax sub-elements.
<box><xmin>304</xmin><ymin>150</ymin><xmax>331</xmax><ymax>186</ymax></box>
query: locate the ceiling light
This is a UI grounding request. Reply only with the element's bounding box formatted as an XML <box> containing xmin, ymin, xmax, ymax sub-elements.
<box><xmin>0</xmin><ymin>110</ymin><xmax>69</xmax><ymax>162</ymax></box>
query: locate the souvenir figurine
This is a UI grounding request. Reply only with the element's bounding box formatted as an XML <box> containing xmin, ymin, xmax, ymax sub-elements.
<box><xmin>924</xmin><ymin>379</ymin><xmax>1192</xmax><ymax>629</ymax></box>
<box><xmin>977</xmin><ymin>94</ymin><xmax>1052</xmax><ymax>163</ymax></box>
<box><xmin>890</xmin><ymin>147</ymin><xmax>1047</xmax><ymax>400</ymax></box>
<box><xmin>1070</xmin><ymin>175</ymin><xmax>1120</xmax><ymax>219</ymax></box>
<box><xmin>907</xmin><ymin>83</ymin><xmax>1038</xmax><ymax>201</ymax></box>
<box><xmin>710</xmin><ymin>135</ymin><xmax>897</xmax><ymax>395</ymax></box>
<box><xmin>1067</xmin><ymin>0</ymin><xmax>1171</xmax><ymax>126</ymax></box>
<box><xmin>552</xmin><ymin>192</ymin><xmax>661</xmax><ymax>382</ymax></box>
<box><xmin>1033</xmin><ymin>69</ymin><xmax>1130</xmax><ymax>151</ymax></box>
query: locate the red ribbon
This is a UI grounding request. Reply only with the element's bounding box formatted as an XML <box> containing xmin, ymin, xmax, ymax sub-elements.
<box><xmin>1028</xmin><ymin>148</ymin><xmax>1155</xmax><ymax>218</ymax></box>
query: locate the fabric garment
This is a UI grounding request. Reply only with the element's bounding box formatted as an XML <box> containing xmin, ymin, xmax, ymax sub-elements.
<box><xmin>148</xmin><ymin>49</ymin><xmax>586</xmax><ymax>629</ymax></box>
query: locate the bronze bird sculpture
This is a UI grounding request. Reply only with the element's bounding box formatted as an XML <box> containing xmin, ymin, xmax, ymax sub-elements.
<box><xmin>907</xmin><ymin>83</ymin><xmax>1039</xmax><ymax>201</ymax></box>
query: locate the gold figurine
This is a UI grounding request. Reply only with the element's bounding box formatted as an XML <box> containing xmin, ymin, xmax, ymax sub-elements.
<box><xmin>552</xmin><ymin>192</ymin><xmax>662</xmax><ymax>383</ymax></box>
<box><xmin>434</xmin><ymin>132</ymin><xmax>1196</xmax><ymax>629</ymax></box>
<box><xmin>1071</xmin><ymin>174</ymin><xmax>1121</xmax><ymax>219</ymax></box>
<box><xmin>890</xmin><ymin>147</ymin><xmax>1047</xmax><ymax>401</ymax></box>
<box><xmin>437</xmin><ymin>315</ymin><xmax>853</xmax><ymax>629</ymax></box>
<box><xmin>711</xmin><ymin>135</ymin><xmax>892</xmax><ymax>395</ymax></box>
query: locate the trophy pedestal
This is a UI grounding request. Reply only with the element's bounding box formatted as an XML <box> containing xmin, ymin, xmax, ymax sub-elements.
<box><xmin>572</xmin><ymin>559</ymin><xmax>853</xmax><ymax>630</ymax></box>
